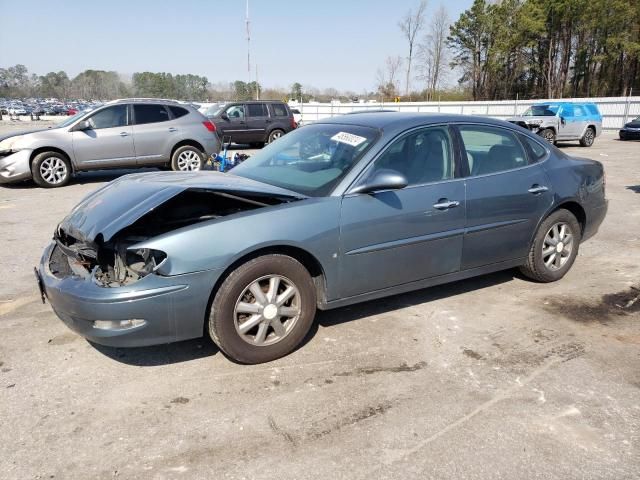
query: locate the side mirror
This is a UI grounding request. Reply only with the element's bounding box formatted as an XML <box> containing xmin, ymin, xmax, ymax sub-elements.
<box><xmin>349</xmin><ymin>169</ymin><xmax>408</xmax><ymax>195</ymax></box>
<box><xmin>220</xmin><ymin>112</ymin><xmax>229</xmax><ymax>121</ymax></box>
<box><xmin>560</xmin><ymin>116</ymin><xmax>566</xmax><ymax>125</ymax></box>
<box><xmin>74</xmin><ymin>120</ymin><xmax>91</xmax><ymax>131</ymax></box>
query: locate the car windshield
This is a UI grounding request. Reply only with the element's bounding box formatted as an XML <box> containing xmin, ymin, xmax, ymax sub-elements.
<box><xmin>56</xmin><ymin>111</ymin><xmax>90</xmax><ymax>128</ymax></box>
<box><xmin>522</xmin><ymin>105</ymin><xmax>559</xmax><ymax>116</ymax></box>
<box><xmin>231</xmin><ymin>123</ymin><xmax>380</xmax><ymax>197</ymax></box>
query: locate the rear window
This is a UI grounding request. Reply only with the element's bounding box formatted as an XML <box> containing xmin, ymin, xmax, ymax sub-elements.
<box><xmin>586</xmin><ymin>104</ymin><xmax>600</xmax><ymax>116</ymax></box>
<box><xmin>169</xmin><ymin>106</ymin><xmax>189</xmax><ymax>119</ymax></box>
<box><xmin>247</xmin><ymin>103</ymin><xmax>268</xmax><ymax>117</ymax></box>
<box><xmin>271</xmin><ymin>103</ymin><xmax>289</xmax><ymax>117</ymax></box>
<box><xmin>134</xmin><ymin>104</ymin><xmax>170</xmax><ymax>124</ymax></box>
<box><xmin>519</xmin><ymin>134</ymin><xmax>547</xmax><ymax>162</ymax></box>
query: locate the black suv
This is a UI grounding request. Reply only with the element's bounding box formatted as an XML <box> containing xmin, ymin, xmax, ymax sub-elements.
<box><xmin>209</xmin><ymin>101</ymin><xmax>296</xmax><ymax>147</ymax></box>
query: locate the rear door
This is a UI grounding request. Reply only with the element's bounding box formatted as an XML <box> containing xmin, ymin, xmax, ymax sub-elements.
<box><xmin>71</xmin><ymin>104</ymin><xmax>135</xmax><ymax>169</ymax></box>
<box><xmin>244</xmin><ymin>103</ymin><xmax>269</xmax><ymax>142</ymax></box>
<box><xmin>339</xmin><ymin>125</ymin><xmax>466</xmax><ymax>298</ymax></box>
<box><xmin>456</xmin><ymin>124</ymin><xmax>553</xmax><ymax>270</ymax></box>
<box><xmin>132</xmin><ymin>104</ymin><xmax>175</xmax><ymax>164</ymax></box>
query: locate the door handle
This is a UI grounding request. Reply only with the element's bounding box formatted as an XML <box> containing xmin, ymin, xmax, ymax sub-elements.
<box><xmin>168</xmin><ymin>127</ymin><xmax>177</xmax><ymax>132</ymax></box>
<box><xmin>528</xmin><ymin>185</ymin><xmax>549</xmax><ymax>194</ymax></box>
<box><xmin>433</xmin><ymin>199</ymin><xmax>460</xmax><ymax>210</ymax></box>
<box><xmin>119</xmin><ymin>132</ymin><xmax>129</xmax><ymax>137</ymax></box>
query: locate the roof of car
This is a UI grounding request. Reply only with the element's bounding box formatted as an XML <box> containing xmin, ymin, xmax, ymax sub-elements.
<box><xmin>108</xmin><ymin>98</ymin><xmax>182</xmax><ymax>105</ymax></box>
<box><xmin>316</xmin><ymin>112</ymin><xmax>515</xmax><ymax>130</ymax></box>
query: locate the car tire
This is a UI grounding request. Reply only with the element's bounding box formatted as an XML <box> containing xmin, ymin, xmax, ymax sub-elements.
<box><xmin>171</xmin><ymin>145</ymin><xmax>204</xmax><ymax>171</ymax></box>
<box><xmin>208</xmin><ymin>255</ymin><xmax>317</xmax><ymax>364</ymax></box>
<box><xmin>267</xmin><ymin>129</ymin><xmax>285</xmax><ymax>144</ymax></box>
<box><xmin>539</xmin><ymin>128</ymin><xmax>556</xmax><ymax>144</ymax></box>
<box><xmin>31</xmin><ymin>151</ymin><xmax>71</xmax><ymax>188</ymax></box>
<box><xmin>519</xmin><ymin>209</ymin><xmax>581</xmax><ymax>283</ymax></box>
<box><xmin>579</xmin><ymin>127</ymin><xmax>595</xmax><ymax>147</ymax></box>
<box><xmin>619</xmin><ymin>132</ymin><xmax>626</xmax><ymax>141</ymax></box>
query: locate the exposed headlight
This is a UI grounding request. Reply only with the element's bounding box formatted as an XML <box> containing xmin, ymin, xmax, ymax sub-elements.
<box><xmin>93</xmin><ymin>319</ymin><xmax>146</xmax><ymax>330</ymax></box>
<box><xmin>526</xmin><ymin>119</ymin><xmax>543</xmax><ymax>126</ymax></box>
<box><xmin>0</xmin><ymin>136</ymin><xmax>24</xmax><ymax>153</ymax></box>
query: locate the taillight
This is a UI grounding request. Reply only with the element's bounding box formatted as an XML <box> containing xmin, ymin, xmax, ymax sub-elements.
<box><xmin>291</xmin><ymin>118</ymin><xmax>297</xmax><ymax>129</ymax></box>
<box><xmin>203</xmin><ymin>120</ymin><xmax>216</xmax><ymax>133</ymax></box>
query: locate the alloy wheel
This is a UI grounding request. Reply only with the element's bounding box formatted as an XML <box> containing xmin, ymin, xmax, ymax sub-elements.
<box><xmin>233</xmin><ymin>275</ymin><xmax>301</xmax><ymax>346</ymax></box>
<box><xmin>39</xmin><ymin>156</ymin><xmax>68</xmax><ymax>185</ymax></box>
<box><xmin>542</xmin><ymin>222</ymin><xmax>574</xmax><ymax>271</ymax></box>
<box><xmin>176</xmin><ymin>150</ymin><xmax>201</xmax><ymax>171</ymax></box>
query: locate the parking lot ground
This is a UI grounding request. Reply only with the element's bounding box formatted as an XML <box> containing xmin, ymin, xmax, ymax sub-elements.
<box><xmin>0</xmin><ymin>130</ymin><xmax>638</xmax><ymax>479</ymax></box>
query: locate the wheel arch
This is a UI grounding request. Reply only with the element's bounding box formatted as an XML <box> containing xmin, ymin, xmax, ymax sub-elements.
<box><xmin>29</xmin><ymin>147</ymin><xmax>73</xmax><ymax>171</ymax></box>
<box><xmin>170</xmin><ymin>139</ymin><xmax>205</xmax><ymax>159</ymax></box>
<box><xmin>203</xmin><ymin>245</ymin><xmax>328</xmax><ymax>335</ymax></box>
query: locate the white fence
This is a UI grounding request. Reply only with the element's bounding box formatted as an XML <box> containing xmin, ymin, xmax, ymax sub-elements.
<box><xmin>293</xmin><ymin>96</ymin><xmax>640</xmax><ymax>130</ymax></box>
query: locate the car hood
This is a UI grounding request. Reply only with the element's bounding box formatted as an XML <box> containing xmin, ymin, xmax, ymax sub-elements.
<box><xmin>59</xmin><ymin>171</ymin><xmax>307</xmax><ymax>243</ymax></box>
<box><xmin>623</xmin><ymin>121</ymin><xmax>640</xmax><ymax>129</ymax></box>
<box><xmin>0</xmin><ymin>128</ymin><xmax>51</xmax><ymax>145</ymax></box>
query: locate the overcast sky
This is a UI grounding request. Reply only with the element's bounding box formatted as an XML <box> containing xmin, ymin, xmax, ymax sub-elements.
<box><xmin>0</xmin><ymin>0</ymin><xmax>471</xmax><ymax>92</ymax></box>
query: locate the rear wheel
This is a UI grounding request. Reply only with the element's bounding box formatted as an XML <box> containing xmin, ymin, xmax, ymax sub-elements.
<box><xmin>520</xmin><ymin>209</ymin><xmax>581</xmax><ymax>282</ymax></box>
<box><xmin>267</xmin><ymin>129</ymin><xmax>285</xmax><ymax>144</ymax></box>
<box><xmin>171</xmin><ymin>145</ymin><xmax>204</xmax><ymax>171</ymax></box>
<box><xmin>539</xmin><ymin>128</ymin><xmax>556</xmax><ymax>144</ymax></box>
<box><xmin>31</xmin><ymin>151</ymin><xmax>71</xmax><ymax>188</ymax></box>
<box><xmin>579</xmin><ymin>127</ymin><xmax>595</xmax><ymax>147</ymax></box>
<box><xmin>208</xmin><ymin>255</ymin><xmax>317</xmax><ymax>364</ymax></box>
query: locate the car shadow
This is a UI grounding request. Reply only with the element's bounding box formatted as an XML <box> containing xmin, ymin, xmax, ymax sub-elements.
<box><xmin>90</xmin><ymin>338</ymin><xmax>219</xmax><ymax>366</ymax></box>
<box><xmin>91</xmin><ymin>269</ymin><xmax>519</xmax><ymax>366</ymax></box>
<box><xmin>627</xmin><ymin>185</ymin><xmax>640</xmax><ymax>193</ymax></box>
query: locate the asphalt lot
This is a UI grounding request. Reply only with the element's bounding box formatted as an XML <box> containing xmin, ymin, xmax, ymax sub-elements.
<box><xmin>0</xmin><ymin>124</ymin><xmax>638</xmax><ymax>479</ymax></box>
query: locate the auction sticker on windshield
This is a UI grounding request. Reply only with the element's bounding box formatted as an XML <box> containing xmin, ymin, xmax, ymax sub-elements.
<box><xmin>331</xmin><ymin>132</ymin><xmax>367</xmax><ymax>147</ymax></box>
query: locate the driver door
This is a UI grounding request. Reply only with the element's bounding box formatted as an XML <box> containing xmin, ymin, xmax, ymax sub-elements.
<box><xmin>338</xmin><ymin>126</ymin><xmax>466</xmax><ymax>298</ymax></box>
<box><xmin>217</xmin><ymin>104</ymin><xmax>248</xmax><ymax>144</ymax></box>
<box><xmin>71</xmin><ymin>104</ymin><xmax>135</xmax><ymax>169</ymax></box>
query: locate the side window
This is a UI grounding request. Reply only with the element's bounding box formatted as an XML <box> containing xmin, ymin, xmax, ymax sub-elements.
<box><xmin>368</xmin><ymin>126</ymin><xmax>454</xmax><ymax>186</ymax></box>
<box><xmin>271</xmin><ymin>103</ymin><xmax>289</xmax><ymax>117</ymax></box>
<box><xmin>459</xmin><ymin>125</ymin><xmax>527</xmax><ymax>176</ymax></box>
<box><xmin>87</xmin><ymin>105</ymin><xmax>127</xmax><ymax>129</ymax></box>
<box><xmin>169</xmin><ymin>106</ymin><xmax>189</xmax><ymax>119</ymax></box>
<box><xmin>133</xmin><ymin>104</ymin><xmax>170</xmax><ymax>125</ymax></box>
<box><xmin>519</xmin><ymin>134</ymin><xmax>548</xmax><ymax>163</ymax></box>
<box><xmin>247</xmin><ymin>103</ymin><xmax>267</xmax><ymax>117</ymax></box>
<box><xmin>560</xmin><ymin>104</ymin><xmax>574</xmax><ymax>118</ymax></box>
<box><xmin>586</xmin><ymin>105</ymin><xmax>600</xmax><ymax>117</ymax></box>
<box><xmin>574</xmin><ymin>106</ymin><xmax>585</xmax><ymax>117</ymax></box>
<box><xmin>226</xmin><ymin>105</ymin><xmax>245</xmax><ymax>120</ymax></box>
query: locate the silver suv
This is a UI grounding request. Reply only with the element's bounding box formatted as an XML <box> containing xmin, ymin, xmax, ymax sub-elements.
<box><xmin>0</xmin><ymin>99</ymin><xmax>221</xmax><ymax>187</ymax></box>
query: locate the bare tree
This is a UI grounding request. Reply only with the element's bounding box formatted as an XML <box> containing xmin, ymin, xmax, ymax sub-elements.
<box><xmin>398</xmin><ymin>0</ymin><xmax>428</xmax><ymax>98</ymax></box>
<box><xmin>376</xmin><ymin>56</ymin><xmax>404</xmax><ymax>100</ymax></box>
<box><xmin>418</xmin><ymin>5</ymin><xmax>450</xmax><ymax>100</ymax></box>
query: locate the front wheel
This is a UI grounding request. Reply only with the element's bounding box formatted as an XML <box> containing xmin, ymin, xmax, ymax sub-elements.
<box><xmin>539</xmin><ymin>128</ymin><xmax>556</xmax><ymax>144</ymax></box>
<box><xmin>267</xmin><ymin>129</ymin><xmax>285</xmax><ymax>144</ymax></box>
<box><xmin>171</xmin><ymin>145</ymin><xmax>204</xmax><ymax>171</ymax></box>
<box><xmin>579</xmin><ymin>127</ymin><xmax>595</xmax><ymax>147</ymax></box>
<box><xmin>208</xmin><ymin>255</ymin><xmax>317</xmax><ymax>364</ymax></box>
<box><xmin>519</xmin><ymin>209</ymin><xmax>581</xmax><ymax>282</ymax></box>
<box><xmin>31</xmin><ymin>151</ymin><xmax>71</xmax><ymax>188</ymax></box>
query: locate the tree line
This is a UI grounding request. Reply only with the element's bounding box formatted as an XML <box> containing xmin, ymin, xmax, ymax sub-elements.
<box><xmin>381</xmin><ymin>0</ymin><xmax>640</xmax><ymax>101</ymax></box>
<box><xmin>0</xmin><ymin>65</ymin><xmax>372</xmax><ymax>103</ymax></box>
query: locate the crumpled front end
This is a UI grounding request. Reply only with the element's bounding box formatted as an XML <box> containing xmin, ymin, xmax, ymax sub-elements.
<box><xmin>0</xmin><ymin>149</ymin><xmax>32</xmax><ymax>183</ymax></box>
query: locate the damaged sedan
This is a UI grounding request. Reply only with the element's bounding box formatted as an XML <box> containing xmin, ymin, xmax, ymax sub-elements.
<box><xmin>37</xmin><ymin>113</ymin><xmax>607</xmax><ymax>364</ymax></box>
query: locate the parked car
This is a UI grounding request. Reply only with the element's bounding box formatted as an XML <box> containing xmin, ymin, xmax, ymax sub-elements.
<box><xmin>209</xmin><ymin>100</ymin><xmax>297</xmax><ymax>147</ymax></box>
<box><xmin>507</xmin><ymin>102</ymin><xmax>602</xmax><ymax>146</ymax></box>
<box><xmin>8</xmin><ymin>106</ymin><xmax>27</xmax><ymax>115</ymax></box>
<box><xmin>198</xmin><ymin>102</ymin><xmax>223</xmax><ymax>119</ymax></box>
<box><xmin>0</xmin><ymin>99</ymin><xmax>221</xmax><ymax>187</ymax></box>
<box><xmin>37</xmin><ymin>113</ymin><xmax>607</xmax><ymax>364</ymax></box>
<box><xmin>290</xmin><ymin>107</ymin><xmax>303</xmax><ymax>126</ymax></box>
<box><xmin>619</xmin><ymin>116</ymin><xmax>640</xmax><ymax>140</ymax></box>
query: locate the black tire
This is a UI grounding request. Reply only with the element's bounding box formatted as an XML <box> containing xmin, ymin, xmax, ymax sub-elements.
<box><xmin>519</xmin><ymin>209</ymin><xmax>581</xmax><ymax>283</ymax></box>
<box><xmin>170</xmin><ymin>145</ymin><xmax>204</xmax><ymax>171</ymax></box>
<box><xmin>267</xmin><ymin>129</ymin><xmax>285</xmax><ymax>144</ymax></box>
<box><xmin>619</xmin><ymin>132</ymin><xmax>626</xmax><ymax>141</ymax></box>
<box><xmin>579</xmin><ymin>127</ymin><xmax>595</xmax><ymax>147</ymax></box>
<box><xmin>539</xmin><ymin>128</ymin><xmax>556</xmax><ymax>145</ymax></box>
<box><xmin>31</xmin><ymin>151</ymin><xmax>71</xmax><ymax>188</ymax></box>
<box><xmin>208</xmin><ymin>255</ymin><xmax>317</xmax><ymax>364</ymax></box>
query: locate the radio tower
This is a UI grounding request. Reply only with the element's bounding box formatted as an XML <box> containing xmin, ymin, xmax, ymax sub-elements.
<box><xmin>246</xmin><ymin>0</ymin><xmax>250</xmax><ymax>81</ymax></box>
